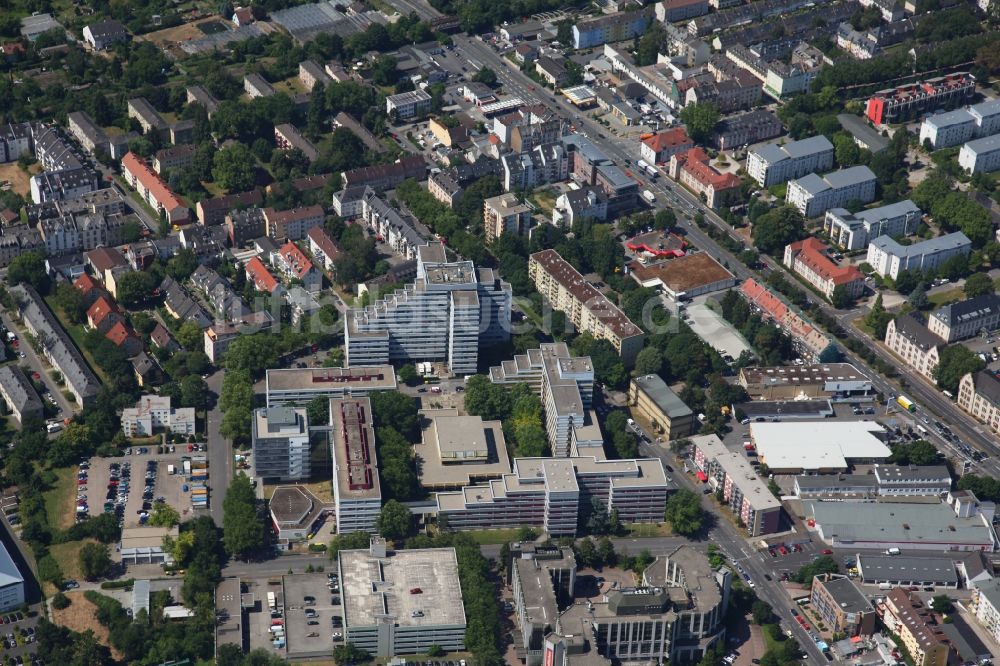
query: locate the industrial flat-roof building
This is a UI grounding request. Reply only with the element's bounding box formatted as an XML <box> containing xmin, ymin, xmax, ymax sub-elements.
<box><xmin>628</xmin><ymin>374</ymin><xmax>694</xmax><ymax>440</ymax></box>
<box><xmin>691</xmin><ymin>434</ymin><xmax>781</xmax><ymax>536</ymax></box>
<box><xmin>627</xmin><ymin>252</ymin><xmax>737</xmax><ymax>300</ymax></box>
<box><xmin>330</xmin><ymin>398</ymin><xmax>381</xmax><ymax>534</ymax></box>
<box><xmin>810</xmin><ymin>574</ymin><xmax>876</xmax><ymax>637</ymax></box>
<box><xmin>805</xmin><ymin>491</ymin><xmax>997</xmax><ymax>551</ymax></box>
<box><xmin>414</xmin><ymin>410</ymin><xmax>511</xmax><ymax>489</ymax></box>
<box><xmin>339</xmin><ymin>541</ymin><xmax>465</xmax><ymax>657</ymax></box>
<box><xmin>749</xmin><ymin>421</ymin><xmax>891</xmax><ymax>473</ymax></box>
<box><xmin>264</xmin><ymin>365</ymin><xmax>396</xmax><ymax>406</ymax></box>
<box><xmin>857</xmin><ymin>555</ymin><xmax>959</xmax><ymax>588</ymax></box>
<box><xmin>794</xmin><ymin>465</ymin><xmax>951</xmax><ymax>500</ymax></box>
<box><xmin>120</xmin><ymin>525</ymin><xmax>178</xmax><ymax>565</ymax></box>
<box><xmin>738</xmin><ymin>363</ymin><xmax>874</xmax><ymax>401</ymax></box>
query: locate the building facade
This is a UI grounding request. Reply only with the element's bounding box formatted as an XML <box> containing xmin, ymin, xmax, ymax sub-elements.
<box><xmin>628</xmin><ymin>374</ymin><xmax>694</xmax><ymax>440</ymax></box>
<box><xmin>747</xmin><ymin>135</ymin><xmax>834</xmax><ymax>187</ymax></box>
<box><xmin>823</xmin><ymin>199</ymin><xmax>922</xmax><ymax>250</ymax></box>
<box><xmin>928</xmin><ymin>294</ymin><xmax>1000</xmax><ymax>342</ymax></box>
<box><xmin>957</xmin><ymin>370</ymin><xmax>1000</xmax><ymax>435</ymax></box>
<box><xmin>783</xmin><ymin>237</ymin><xmax>864</xmax><ymax>299</ymax></box>
<box><xmin>482</xmin><ymin>193</ymin><xmax>532</xmax><ymax>244</ymax></box>
<box><xmin>330</xmin><ymin>398</ymin><xmax>382</xmax><ymax>534</ymax></box>
<box><xmin>866</xmin><ymin>231</ymin><xmax>972</xmax><ymax>280</ymax></box>
<box><xmin>884</xmin><ymin>314</ymin><xmax>942</xmax><ymax>381</ymax></box>
<box><xmin>810</xmin><ymin>574</ymin><xmax>877</xmax><ymax>637</ymax></box>
<box><xmin>785</xmin><ymin>166</ymin><xmax>877</xmax><ymax>218</ymax></box>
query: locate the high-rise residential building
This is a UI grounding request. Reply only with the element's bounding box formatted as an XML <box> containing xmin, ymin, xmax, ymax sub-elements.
<box><xmin>528</xmin><ymin>249</ymin><xmax>645</xmax><ymax>365</ymax></box>
<box><xmin>747</xmin><ymin>135</ymin><xmax>834</xmax><ymax>187</ymax></box>
<box><xmin>251</xmin><ymin>407</ymin><xmax>310</xmax><ymax>481</ymax></box>
<box><xmin>345</xmin><ymin>243</ymin><xmax>511</xmax><ymax>375</ymax></box>
<box><xmin>330</xmin><ymin>398</ymin><xmax>381</xmax><ymax>534</ymax></box>
<box><xmin>482</xmin><ymin>193</ymin><xmax>533</xmax><ymax>244</ymax></box>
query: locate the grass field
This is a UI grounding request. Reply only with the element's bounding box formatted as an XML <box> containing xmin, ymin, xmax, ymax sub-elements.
<box><xmin>928</xmin><ymin>287</ymin><xmax>964</xmax><ymax>308</ymax></box>
<box><xmin>43</xmin><ymin>466</ymin><xmax>78</xmax><ymax>531</ymax></box>
<box><xmin>50</xmin><ymin>591</ymin><xmax>122</xmax><ymax>660</ymax></box>
<box><xmin>0</xmin><ymin>163</ymin><xmax>32</xmax><ymax>197</ymax></box>
<box><xmin>49</xmin><ymin>538</ymin><xmax>98</xmax><ymax>583</ymax></box>
<box><xmin>623</xmin><ymin>522</ymin><xmax>673</xmax><ymax>537</ymax></box>
<box><xmin>464</xmin><ymin>528</ymin><xmax>525</xmax><ymax>545</ymax></box>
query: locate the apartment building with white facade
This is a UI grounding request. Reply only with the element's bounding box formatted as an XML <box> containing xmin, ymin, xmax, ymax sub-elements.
<box><xmin>823</xmin><ymin>199</ymin><xmax>922</xmax><ymax>250</ymax></box>
<box><xmin>884</xmin><ymin>313</ymin><xmax>943</xmax><ymax>381</ymax></box>
<box><xmin>866</xmin><ymin>231</ymin><xmax>972</xmax><ymax>280</ymax></box>
<box><xmin>786</xmin><ymin>166</ymin><xmax>877</xmax><ymax>218</ymax></box>
<box><xmin>345</xmin><ymin>244</ymin><xmax>511</xmax><ymax>375</ymax></box>
<box><xmin>919</xmin><ymin>98</ymin><xmax>1000</xmax><ymax>149</ymax></box>
<box><xmin>330</xmin><ymin>398</ymin><xmax>382</xmax><ymax>534</ymax></box>
<box><xmin>957</xmin><ymin>370</ymin><xmax>1000</xmax><ymax>435</ymax></box>
<box><xmin>959</xmin><ymin>133</ymin><xmax>1000</xmax><ymax>174</ymax></box>
<box><xmin>0</xmin><ymin>540</ymin><xmax>24</xmax><ymax>613</ymax></box>
<box><xmin>973</xmin><ymin>575</ymin><xmax>1000</xmax><ymax>647</ymax></box>
<box><xmin>928</xmin><ymin>294</ymin><xmax>1000</xmax><ymax>342</ymax></box>
<box><xmin>529</xmin><ymin>249</ymin><xmax>645</xmax><ymax>365</ymax></box>
<box><xmin>121</xmin><ymin>395</ymin><xmax>195</xmax><ymax>437</ymax></box>
<box><xmin>690</xmin><ymin>434</ymin><xmax>781</xmax><ymax>536</ymax></box>
<box><xmin>746</xmin><ymin>135</ymin><xmax>834</xmax><ymax>187</ymax></box>
<box><xmin>483</xmin><ymin>193</ymin><xmax>533</xmax><ymax>244</ymax></box>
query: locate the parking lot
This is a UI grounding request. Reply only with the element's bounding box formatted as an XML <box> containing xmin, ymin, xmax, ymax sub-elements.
<box><xmin>0</xmin><ymin>610</ymin><xmax>41</xmax><ymax>666</ymax></box>
<box><xmin>80</xmin><ymin>448</ymin><xmax>197</xmax><ymax>535</ymax></box>
<box><xmin>246</xmin><ymin>572</ymin><xmax>343</xmax><ymax>658</ymax></box>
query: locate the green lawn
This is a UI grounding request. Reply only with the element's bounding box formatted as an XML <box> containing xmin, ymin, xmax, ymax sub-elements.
<box><xmin>464</xmin><ymin>529</ymin><xmax>526</xmax><ymax>545</ymax></box>
<box><xmin>43</xmin><ymin>466</ymin><xmax>78</xmax><ymax>531</ymax></box>
<box><xmin>623</xmin><ymin>523</ymin><xmax>673</xmax><ymax>537</ymax></box>
<box><xmin>49</xmin><ymin>538</ymin><xmax>98</xmax><ymax>582</ymax></box>
<box><xmin>928</xmin><ymin>287</ymin><xmax>964</xmax><ymax>308</ymax></box>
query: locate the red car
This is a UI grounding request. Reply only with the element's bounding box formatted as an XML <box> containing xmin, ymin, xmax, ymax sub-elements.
<box><xmin>821</xmin><ymin>549</ymin><xmax>834</xmax><ymax>555</ymax></box>
<box><xmin>778</xmin><ymin>546</ymin><xmax>788</xmax><ymax>555</ymax></box>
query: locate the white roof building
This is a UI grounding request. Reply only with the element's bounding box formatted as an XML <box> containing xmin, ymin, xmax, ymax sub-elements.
<box><xmin>749</xmin><ymin>421</ymin><xmax>891</xmax><ymax>472</ymax></box>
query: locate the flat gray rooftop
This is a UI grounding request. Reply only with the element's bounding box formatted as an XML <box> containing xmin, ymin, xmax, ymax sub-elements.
<box><xmin>857</xmin><ymin>555</ymin><xmax>959</xmax><ymax>585</ymax></box>
<box><xmin>817</xmin><ymin>575</ymin><xmax>873</xmax><ymax>615</ymax></box>
<box><xmin>339</xmin><ymin>548</ymin><xmax>466</xmax><ymax>629</ymax></box>
<box><xmin>807</xmin><ymin>501</ymin><xmax>996</xmax><ymax>547</ymax></box>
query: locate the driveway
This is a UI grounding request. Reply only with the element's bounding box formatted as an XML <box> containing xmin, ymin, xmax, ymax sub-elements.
<box><xmin>0</xmin><ymin>309</ymin><xmax>77</xmax><ymax>417</ymax></box>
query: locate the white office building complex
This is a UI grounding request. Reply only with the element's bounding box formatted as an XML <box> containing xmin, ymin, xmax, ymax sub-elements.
<box><xmin>264</xmin><ymin>365</ymin><xmax>396</xmax><ymax>406</ymax></box>
<box><xmin>330</xmin><ymin>398</ymin><xmax>382</xmax><ymax>534</ymax></box>
<box><xmin>746</xmin><ymin>135</ymin><xmax>834</xmax><ymax>187</ymax></box>
<box><xmin>959</xmin><ymin>134</ymin><xmax>1000</xmax><ymax>174</ymax></box>
<box><xmin>823</xmin><ymin>199</ymin><xmax>922</xmax><ymax>250</ymax></box>
<box><xmin>919</xmin><ymin>98</ymin><xmax>1000</xmax><ymax>149</ymax></box>
<box><xmin>345</xmin><ymin>243</ymin><xmax>511</xmax><ymax>375</ymax></box>
<box><xmin>866</xmin><ymin>231</ymin><xmax>972</xmax><ymax>280</ymax></box>
<box><xmin>251</xmin><ymin>407</ymin><xmax>310</xmax><ymax>481</ymax></box>
<box><xmin>786</xmin><ymin>166</ymin><xmax>877</xmax><ymax>218</ymax></box>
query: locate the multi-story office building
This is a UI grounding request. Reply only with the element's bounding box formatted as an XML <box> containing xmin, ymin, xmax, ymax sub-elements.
<box><xmin>330</xmin><ymin>398</ymin><xmax>381</xmax><ymax>534</ymax></box>
<box><xmin>529</xmin><ymin>249</ymin><xmax>644</xmax><ymax>365</ymax></box>
<box><xmin>865</xmin><ymin>72</ymin><xmax>975</xmax><ymax>125</ymax></box>
<box><xmin>121</xmin><ymin>395</ymin><xmax>196</xmax><ymax>438</ymax></box>
<box><xmin>690</xmin><ymin>434</ymin><xmax>781</xmax><ymax>536</ymax></box>
<box><xmin>783</xmin><ymin>237</ymin><xmax>864</xmax><ymax>299</ymax></box>
<box><xmin>251</xmin><ymin>407</ymin><xmax>310</xmax><ymax>481</ymax></box>
<box><xmin>0</xmin><ymin>536</ymin><xmax>24</xmax><ymax>613</ymax></box>
<box><xmin>823</xmin><ymin>199</ymin><xmax>922</xmax><ymax>250</ymax></box>
<box><xmin>490</xmin><ymin>343</ymin><xmax>600</xmax><ymax>457</ymax></box>
<box><xmin>879</xmin><ymin>588</ymin><xmax>949</xmax><ymax>666</ymax></box>
<box><xmin>957</xmin><ymin>370</ymin><xmax>1000</xmax><ymax>435</ymax></box>
<box><xmin>339</xmin><ymin>542</ymin><xmax>466</xmax><ymax>657</ymax></box>
<box><xmin>264</xmin><ymin>365</ymin><xmax>396</xmax><ymax>406</ymax></box>
<box><xmin>884</xmin><ymin>313</ymin><xmax>943</xmax><ymax>381</ymax></box>
<box><xmin>385</xmin><ymin>90</ymin><xmax>433</xmax><ymax>119</ymax></box>
<box><xmin>959</xmin><ymin>133</ymin><xmax>1000</xmax><ymax>175</ymax></box>
<box><xmin>12</xmin><ymin>284</ymin><xmax>100</xmax><ymax>406</ymax></box>
<box><xmin>810</xmin><ymin>574</ymin><xmax>876</xmax><ymax>637</ymax></box>
<box><xmin>919</xmin><ymin>98</ymin><xmax>1000</xmax><ymax>149</ymax></box>
<box><xmin>785</xmin><ymin>166</ymin><xmax>877</xmax><ymax>218</ymax></box>
<box><xmin>436</xmin><ymin>455</ymin><xmax>670</xmax><ymax>536</ymax></box>
<box><xmin>345</xmin><ymin>243</ymin><xmax>511</xmax><ymax>375</ymax></box>
<box><xmin>628</xmin><ymin>374</ymin><xmax>694</xmax><ymax>440</ymax></box>
<box><xmin>866</xmin><ymin>231</ymin><xmax>972</xmax><ymax>280</ymax></box>
<box><xmin>482</xmin><ymin>193</ymin><xmax>533</xmax><ymax>244</ymax></box>
<box><xmin>747</xmin><ymin>135</ymin><xmax>834</xmax><ymax>187</ymax></box>
<box><xmin>928</xmin><ymin>294</ymin><xmax>1000</xmax><ymax>342</ymax></box>
<box><xmin>972</xmin><ymin>578</ymin><xmax>1000</xmax><ymax>646</ymax></box>
<box><xmin>0</xmin><ymin>366</ymin><xmax>42</xmax><ymax>426</ymax></box>
<box><xmin>873</xmin><ymin>464</ymin><xmax>952</xmax><ymax>497</ymax></box>
<box><xmin>562</xmin><ymin>134</ymin><xmax>638</xmax><ymax>218</ymax></box>
<box><xmin>571</xmin><ymin>9</ymin><xmax>652</xmax><ymax>48</ymax></box>
<box><xmin>510</xmin><ymin>544</ymin><xmax>578</xmax><ymax>666</ymax></box>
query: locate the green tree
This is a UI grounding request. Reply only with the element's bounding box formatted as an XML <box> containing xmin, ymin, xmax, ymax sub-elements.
<box><xmin>8</xmin><ymin>251</ymin><xmax>51</xmax><ymax>294</ymax></box>
<box><xmin>751</xmin><ymin>206</ymin><xmax>806</xmax><ymax>254</ymax></box>
<box><xmin>752</xmin><ymin>600</ymin><xmax>774</xmax><ymax>625</ymax></box>
<box><xmin>830</xmin><ymin>284</ymin><xmax>853</xmax><ymax>309</ymax></box>
<box><xmin>635</xmin><ymin>22</ymin><xmax>665</xmax><ymax>66</ymax></box>
<box><xmin>964</xmin><ymin>272</ymin><xmax>995</xmax><ymax>298</ymax></box>
<box><xmin>890</xmin><ymin>439</ymin><xmax>941</xmax><ymax>466</ymax></box>
<box><xmin>53</xmin><ymin>282</ymin><xmax>86</xmax><ymax>324</ymax></box>
<box><xmin>679</xmin><ymin>102</ymin><xmax>720</xmax><ymax>143</ymax></box>
<box><xmin>908</xmin><ymin>282</ymin><xmax>929</xmax><ymax>309</ymax></box>
<box><xmin>333</xmin><ymin>642</ymin><xmax>371</xmax><ymax>664</ymax></box>
<box><xmin>166</xmin><ymin>248</ymin><xmax>200</xmax><ymax>281</ymax></box>
<box><xmin>472</xmin><ymin>67</ymin><xmax>497</xmax><ymax>86</ymax></box>
<box><xmin>150</xmin><ymin>501</ymin><xmax>181</xmax><ymax>527</ymax></box>
<box><xmin>633</xmin><ymin>347</ymin><xmax>663</xmax><ymax>376</ymax></box>
<box><xmin>115</xmin><ymin>270</ymin><xmax>158</xmax><ymax>308</ymax></box>
<box><xmin>223</xmin><ymin>474</ymin><xmax>265</xmax><ymax>558</ymax></box>
<box><xmin>176</xmin><ymin>319</ymin><xmax>204</xmax><ymax>351</ymax></box>
<box><xmin>864</xmin><ymin>293</ymin><xmax>893</xmax><ymax>338</ymax></box>
<box><xmin>179</xmin><ymin>375</ymin><xmax>208</xmax><ymax>409</ymax></box>
<box><xmin>212</xmin><ymin>142</ymin><xmax>257</xmax><ymax>193</ymax></box>
<box><xmin>78</xmin><ymin>542</ymin><xmax>112</xmax><ymax>580</ymax></box>
<box><xmin>792</xmin><ymin>555</ymin><xmax>838</xmax><ymax>587</ymax></box>
<box><xmin>934</xmin><ymin>345</ymin><xmax>986</xmax><ymax>394</ymax></box>
<box><xmin>307</xmin><ymin>395</ymin><xmax>329</xmax><ymax>427</ymax></box>
<box><xmin>375</xmin><ymin>500</ymin><xmax>412</xmax><ymax>540</ymax></box>
<box><xmin>397</xmin><ymin>363</ymin><xmax>418</xmax><ymax>385</ymax></box>
<box><xmin>664</xmin><ymin>489</ymin><xmax>705</xmax><ymax>536</ymax></box>
<box><xmin>931</xmin><ymin>594</ymin><xmax>953</xmax><ymax>613</ymax></box>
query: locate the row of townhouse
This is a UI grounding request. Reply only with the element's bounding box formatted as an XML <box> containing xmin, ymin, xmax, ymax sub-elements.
<box><xmin>121</xmin><ymin>152</ymin><xmax>190</xmax><ymax>224</ymax></box>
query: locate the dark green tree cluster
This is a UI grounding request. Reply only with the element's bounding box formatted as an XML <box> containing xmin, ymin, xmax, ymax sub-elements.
<box><xmin>7</xmin><ymin>251</ymin><xmax>51</xmax><ymax>294</ymax></box>
<box><xmin>574</xmin><ymin>536</ymin><xmax>618</xmax><ymax>569</ymax></box>
<box><xmin>912</xmin><ymin>174</ymin><xmax>993</xmax><ymax>248</ymax></box>
<box><xmin>934</xmin><ymin>345</ymin><xmax>986</xmax><ymax>394</ymax></box>
<box><xmin>324</xmin><ymin>216</ymin><xmax>380</xmax><ymax>287</ymax></box>
<box><xmin>791</xmin><ymin>555</ymin><xmax>839</xmax><ymax>587</ymax></box>
<box><xmin>463</xmin><ymin>375</ymin><xmax>548</xmax><ymax>457</ymax></box>
<box><xmin>751</xmin><ymin>206</ymin><xmax>806</xmax><ymax>254</ymax></box>
<box><xmin>719</xmin><ymin>291</ymin><xmax>795</xmax><ymax>365</ymax></box>
<box><xmin>223</xmin><ymin>474</ymin><xmax>266</xmax><ymax>559</ymax></box>
<box><xmin>369</xmin><ymin>391</ymin><xmax>422</xmax><ymax>500</ymax></box>
<box><xmin>571</xmin><ymin>334</ymin><xmax>629</xmax><ymax>388</ymax></box>
<box><xmin>889</xmin><ymin>439</ymin><xmax>940</xmax><ymax>466</ymax></box>
<box><xmin>864</xmin><ymin>294</ymin><xmax>893</xmax><ymax>339</ymax></box>
<box><xmin>664</xmin><ymin>489</ymin><xmax>706</xmax><ymax>536</ymax></box>
<box><xmin>604</xmin><ymin>410</ymin><xmax>638</xmax><ymax>459</ymax></box>
<box><xmin>957</xmin><ymin>474</ymin><xmax>1000</xmax><ymax>502</ymax></box>
<box><xmin>679</xmin><ymin>103</ymin><xmax>720</xmax><ymax>143</ymax></box>
<box><xmin>375</xmin><ymin>500</ymin><xmax>413</xmax><ymax>540</ymax></box>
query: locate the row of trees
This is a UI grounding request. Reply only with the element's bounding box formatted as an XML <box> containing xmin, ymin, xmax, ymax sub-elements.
<box><xmin>369</xmin><ymin>391</ymin><xmax>423</xmax><ymax>501</ymax></box>
<box><xmin>223</xmin><ymin>474</ymin><xmax>266</xmax><ymax>559</ymax></box>
<box><xmin>718</xmin><ymin>290</ymin><xmax>796</xmax><ymax>365</ymax></box>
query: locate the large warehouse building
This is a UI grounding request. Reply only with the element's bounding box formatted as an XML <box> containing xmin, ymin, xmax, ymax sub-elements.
<box><xmin>749</xmin><ymin>421</ymin><xmax>892</xmax><ymax>473</ymax></box>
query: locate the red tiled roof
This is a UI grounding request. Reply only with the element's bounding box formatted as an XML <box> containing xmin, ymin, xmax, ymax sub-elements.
<box><xmin>740</xmin><ymin>278</ymin><xmax>829</xmax><ymax>353</ymax></box>
<box><xmin>676</xmin><ymin>148</ymin><xmax>741</xmax><ymax>191</ymax></box>
<box><xmin>278</xmin><ymin>241</ymin><xmax>314</xmax><ymax>280</ymax></box>
<box><xmin>246</xmin><ymin>256</ymin><xmax>280</xmax><ymax>293</ymax></box>
<box><xmin>642</xmin><ymin>128</ymin><xmax>693</xmax><ymax>153</ymax></box>
<box><xmin>122</xmin><ymin>152</ymin><xmax>186</xmax><ymax>214</ymax></box>
<box><xmin>87</xmin><ymin>296</ymin><xmax>118</xmax><ymax>328</ymax></box>
<box><xmin>786</xmin><ymin>237</ymin><xmax>863</xmax><ymax>286</ymax></box>
<box><xmin>74</xmin><ymin>273</ymin><xmax>100</xmax><ymax>295</ymax></box>
<box><xmin>105</xmin><ymin>321</ymin><xmax>135</xmax><ymax>347</ymax></box>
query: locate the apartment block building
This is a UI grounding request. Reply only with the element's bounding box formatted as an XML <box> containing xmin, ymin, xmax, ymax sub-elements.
<box><xmin>0</xmin><ymin>366</ymin><xmax>42</xmax><ymax>426</ymax></box>
<box><xmin>572</xmin><ymin>9</ymin><xmax>652</xmax><ymax>49</ymax></box>
<box><xmin>263</xmin><ymin>205</ymin><xmax>324</xmax><ymax>242</ymax></box>
<box><xmin>972</xmin><ymin>578</ymin><xmax>1000</xmax><ymax>646</ymax></box>
<box><xmin>385</xmin><ymin>89</ymin><xmax>433</xmax><ymax>119</ymax></box>
<box><xmin>810</xmin><ymin>574</ymin><xmax>876</xmax><ymax>637</ymax></box>
<box><xmin>244</xmin><ymin>73</ymin><xmax>276</xmax><ymax>99</ymax></box>
<box><xmin>710</xmin><ymin>109</ymin><xmax>784</xmax><ymax>151</ymax></box>
<box><xmin>928</xmin><ymin>294</ymin><xmax>1000</xmax><ymax>342</ymax></box>
<box><xmin>330</xmin><ymin>398</ymin><xmax>381</xmax><ymax>534</ymax></box>
<box><xmin>274</xmin><ymin>123</ymin><xmax>319</xmax><ymax>162</ymax></box>
<box><xmin>884</xmin><ymin>313</ymin><xmax>943</xmax><ymax>381</ymax></box>
<box><xmin>957</xmin><ymin>370</ymin><xmax>1000</xmax><ymax>435</ymax></box>
<box><xmin>427</xmin><ymin>170</ymin><xmax>462</xmax><ymax>208</ymax></box>
<box><xmin>198</xmin><ymin>190</ymin><xmax>263</xmax><ymax>226</ymax></box>
<box><xmin>306</xmin><ymin>226</ymin><xmax>341</xmax><ymax>273</ymax></box>
<box><xmin>509</xmin><ymin>545</ymin><xmax>578</xmax><ymax>666</ymax></box>
<box><xmin>919</xmin><ymin>98</ymin><xmax>1000</xmax><ymax>149</ymax></box>
<box><xmin>152</xmin><ymin>144</ymin><xmax>196</xmax><ymax>175</ymax></box>
<box><xmin>562</xmin><ymin>134</ymin><xmax>638</xmax><ymax>218</ymax></box>
<box><xmin>823</xmin><ymin>199</ymin><xmax>922</xmax><ymax>250</ymax></box>
<box><xmin>490</xmin><ymin>343</ymin><xmax>600</xmax><ymax>457</ymax></box>
<box><xmin>668</xmin><ymin>147</ymin><xmax>742</xmax><ymax>208</ymax></box>
<box><xmin>786</xmin><ymin>166</ymin><xmax>877</xmax><ymax>218</ymax></box>
<box><xmin>120</xmin><ymin>395</ymin><xmax>195</xmax><ymax>438</ymax></box>
<box><xmin>482</xmin><ymin>193</ymin><xmax>532</xmax><ymax>244</ymax></box>
<box><xmin>866</xmin><ymin>231</ymin><xmax>971</xmax><ymax>280</ymax></box>
<box><xmin>127</xmin><ymin>98</ymin><xmax>169</xmax><ymax>138</ymax></box>
<box><xmin>252</xmin><ymin>407</ymin><xmax>309</xmax><ymax>481</ymax></box>
<box><xmin>865</xmin><ymin>72</ymin><xmax>975</xmax><ymax>126</ymax></box>
<box><xmin>186</xmin><ymin>85</ymin><xmax>220</xmax><ymax>117</ymax></box>
<box><xmin>628</xmin><ymin>374</ymin><xmax>694</xmax><ymax>440</ymax></box>
<box><xmin>879</xmin><ymin>588</ymin><xmax>949</xmax><ymax>666</ymax></box>
<box><xmin>783</xmin><ymin>237</ymin><xmax>864</xmax><ymax>299</ymax></box>
<box><xmin>359</xmin><ymin>189</ymin><xmax>423</xmax><ymax>260</ymax></box>
<box><xmin>959</xmin><ymin>134</ymin><xmax>1000</xmax><ymax>175</ymax></box>
<box><xmin>121</xmin><ymin>152</ymin><xmax>189</xmax><ymax>224</ymax></box>
<box><xmin>500</xmin><ymin>142</ymin><xmax>568</xmax><ymax>192</ymax></box>
<box><xmin>739</xmin><ymin>279</ymin><xmax>835</xmax><ymax>361</ymax></box>
<box><xmin>529</xmin><ymin>249</ymin><xmax>645</xmax><ymax>365</ymax></box>
<box><xmin>690</xmin><ymin>434</ymin><xmax>781</xmax><ymax>536</ymax></box>
<box><xmin>747</xmin><ymin>135</ymin><xmax>834</xmax><ymax>187</ymax></box>
<box><xmin>345</xmin><ymin>243</ymin><xmax>511</xmax><ymax>375</ymax></box>
<box><xmin>436</xmin><ymin>455</ymin><xmax>669</xmax><ymax>536</ymax></box>
<box><xmin>341</xmin><ymin>155</ymin><xmax>426</xmax><ymax>191</ymax></box>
